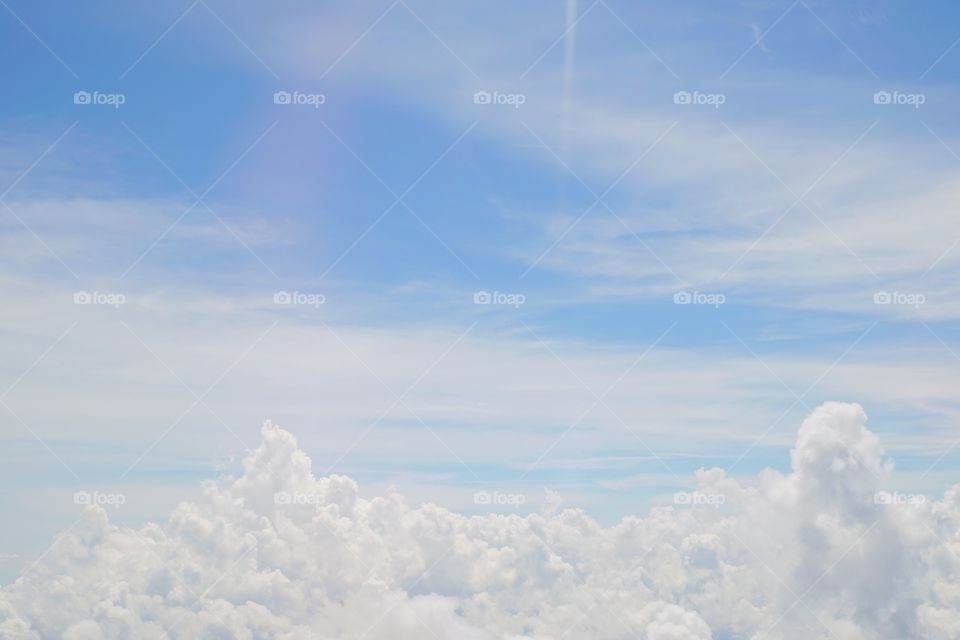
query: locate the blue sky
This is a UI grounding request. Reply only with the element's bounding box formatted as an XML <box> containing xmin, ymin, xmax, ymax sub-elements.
<box><xmin>3</xmin><ymin>0</ymin><xmax>960</xmax><ymax>582</ymax></box>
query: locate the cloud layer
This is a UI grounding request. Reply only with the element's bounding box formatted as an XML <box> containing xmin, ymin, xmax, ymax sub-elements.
<box><xmin>2</xmin><ymin>402</ymin><xmax>958</xmax><ymax>639</ymax></box>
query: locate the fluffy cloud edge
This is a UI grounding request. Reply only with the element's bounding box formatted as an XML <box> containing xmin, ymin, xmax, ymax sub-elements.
<box><xmin>2</xmin><ymin>402</ymin><xmax>958</xmax><ymax>639</ymax></box>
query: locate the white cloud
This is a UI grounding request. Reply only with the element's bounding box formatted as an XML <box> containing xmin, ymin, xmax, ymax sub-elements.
<box><xmin>261</xmin><ymin>2</ymin><xmax>960</xmax><ymax>318</ymax></box>
<box><xmin>3</xmin><ymin>402</ymin><xmax>959</xmax><ymax>639</ymax></box>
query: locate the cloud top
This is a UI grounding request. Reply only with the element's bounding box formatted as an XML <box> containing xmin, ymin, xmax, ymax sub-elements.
<box><xmin>2</xmin><ymin>403</ymin><xmax>957</xmax><ymax>639</ymax></box>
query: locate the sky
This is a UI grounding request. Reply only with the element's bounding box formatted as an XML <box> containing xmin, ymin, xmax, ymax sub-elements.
<box><xmin>2</xmin><ymin>1</ymin><xmax>960</xmax><ymax>636</ymax></box>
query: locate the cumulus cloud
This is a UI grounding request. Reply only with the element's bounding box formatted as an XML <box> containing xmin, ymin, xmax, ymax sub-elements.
<box><xmin>2</xmin><ymin>402</ymin><xmax>958</xmax><ymax>639</ymax></box>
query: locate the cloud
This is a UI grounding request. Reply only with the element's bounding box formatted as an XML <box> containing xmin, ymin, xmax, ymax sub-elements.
<box><xmin>1</xmin><ymin>402</ymin><xmax>959</xmax><ymax>639</ymax></box>
<box><xmin>260</xmin><ymin>1</ymin><xmax>960</xmax><ymax>318</ymax></box>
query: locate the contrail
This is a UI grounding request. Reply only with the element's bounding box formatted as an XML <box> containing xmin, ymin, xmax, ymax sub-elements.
<box><xmin>561</xmin><ymin>0</ymin><xmax>578</xmax><ymax>159</ymax></box>
<box><xmin>556</xmin><ymin>0</ymin><xmax>578</xmax><ymax>220</ymax></box>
